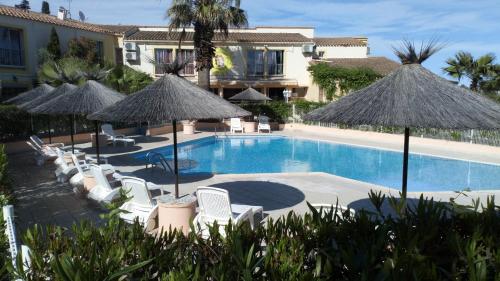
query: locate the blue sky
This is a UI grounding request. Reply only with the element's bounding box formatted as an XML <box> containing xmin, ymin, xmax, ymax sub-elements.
<box><xmin>4</xmin><ymin>0</ymin><xmax>499</xmax><ymax>78</ymax></box>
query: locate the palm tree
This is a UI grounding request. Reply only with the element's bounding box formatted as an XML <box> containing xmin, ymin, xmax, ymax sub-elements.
<box><xmin>167</xmin><ymin>0</ymin><xmax>248</xmax><ymax>90</ymax></box>
<box><xmin>443</xmin><ymin>51</ymin><xmax>497</xmax><ymax>92</ymax></box>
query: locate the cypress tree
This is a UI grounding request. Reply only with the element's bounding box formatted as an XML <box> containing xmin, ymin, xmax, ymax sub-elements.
<box><xmin>41</xmin><ymin>1</ymin><xmax>50</xmax><ymax>14</ymax></box>
<box><xmin>14</xmin><ymin>0</ymin><xmax>30</xmax><ymax>10</ymax></box>
<box><xmin>46</xmin><ymin>27</ymin><xmax>61</xmax><ymax>59</ymax></box>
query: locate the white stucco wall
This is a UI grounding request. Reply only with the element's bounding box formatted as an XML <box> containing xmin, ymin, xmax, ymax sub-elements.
<box><xmin>317</xmin><ymin>46</ymin><xmax>368</xmax><ymax>59</ymax></box>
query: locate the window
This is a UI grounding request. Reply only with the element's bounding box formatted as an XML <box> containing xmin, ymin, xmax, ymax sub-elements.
<box><xmin>0</xmin><ymin>27</ymin><xmax>24</xmax><ymax>67</ymax></box>
<box><xmin>154</xmin><ymin>49</ymin><xmax>173</xmax><ymax>75</ymax></box>
<box><xmin>247</xmin><ymin>50</ymin><xmax>264</xmax><ymax>76</ymax></box>
<box><xmin>178</xmin><ymin>49</ymin><xmax>195</xmax><ymax>75</ymax></box>
<box><xmin>95</xmin><ymin>41</ymin><xmax>104</xmax><ymax>64</ymax></box>
<box><xmin>318</xmin><ymin>51</ymin><xmax>325</xmax><ymax>58</ymax></box>
<box><xmin>267</xmin><ymin>50</ymin><xmax>284</xmax><ymax>76</ymax></box>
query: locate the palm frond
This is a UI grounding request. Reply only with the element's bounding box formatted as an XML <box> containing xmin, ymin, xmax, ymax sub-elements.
<box><xmin>393</xmin><ymin>39</ymin><xmax>444</xmax><ymax>64</ymax></box>
<box><xmin>147</xmin><ymin>56</ymin><xmax>189</xmax><ymax>76</ymax></box>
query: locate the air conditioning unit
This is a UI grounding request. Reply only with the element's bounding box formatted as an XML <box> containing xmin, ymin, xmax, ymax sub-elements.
<box><xmin>302</xmin><ymin>44</ymin><xmax>315</xmax><ymax>54</ymax></box>
<box><xmin>125</xmin><ymin>52</ymin><xmax>137</xmax><ymax>61</ymax></box>
<box><xmin>124</xmin><ymin>42</ymin><xmax>137</xmax><ymax>51</ymax></box>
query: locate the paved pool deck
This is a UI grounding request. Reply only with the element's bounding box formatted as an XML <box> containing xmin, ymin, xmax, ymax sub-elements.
<box><xmin>9</xmin><ymin>126</ymin><xmax>500</xmax><ymax>231</ymax></box>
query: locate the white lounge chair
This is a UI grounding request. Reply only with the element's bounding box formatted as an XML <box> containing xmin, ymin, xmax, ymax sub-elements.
<box><xmin>310</xmin><ymin>203</ymin><xmax>356</xmax><ymax>219</ymax></box>
<box><xmin>69</xmin><ymin>154</ymin><xmax>115</xmax><ymax>187</ymax></box>
<box><xmin>257</xmin><ymin>116</ymin><xmax>271</xmax><ymax>133</ymax></box>
<box><xmin>54</xmin><ymin>148</ymin><xmax>77</xmax><ymax>183</ymax></box>
<box><xmin>101</xmin><ymin>124</ymin><xmax>135</xmax><ymax>147</ymax></box>
<box><xmin>230</xmin><ymin>118</ymin><xmax>244</xmax><ymax>134</ymax></box>
<box><xmin>87</xmin><ymin>164</ymin><xmax>121</xmax><ymax>204</ymax></box>
<box><xmin>26</xmin><ymin>141</ymin><xmax>57</xmax><ymax>166</ymax></box>
<box><xmin>30</xmin><ymin>135</ymin><xmax>65</xmax><ymax>150</ymax></box>
<box><xmin>194</xmin><ymin>186</ymin><xmax>263</xmax><ymax>237</ymax></box>
<box><xmin>119</xmin><ymin>177</ymin><xmax>159</xmax><ymax>231</ymax></box>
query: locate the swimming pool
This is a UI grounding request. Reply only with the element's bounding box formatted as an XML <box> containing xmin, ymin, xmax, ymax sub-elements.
<box><xmin>132</xmin><ymin>136</ymin><xmax>500</xmax><ymax>192</ymax></box>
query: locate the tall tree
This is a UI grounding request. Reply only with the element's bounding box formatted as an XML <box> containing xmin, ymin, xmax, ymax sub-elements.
<box><xmin>41</xmin><ymin>1</ymin><xmax>50</xmax><ymax>14</ymax></box>
<box><xmin>14</xmin><ymin>0</ymin><xmax>30</xmax><ymax>10</ymax></box>
<box><xmin>46</xmin><ymin>27</ymin><xmax>61</xmax><ymax>60</ymax></box>
<box><xmin>443</xmin><ymin>51</ymin><xmax>497</xmax><ymax>92</ymax></box>
<box><xmin>167</xmin><ymin>0</ymin><xmax>248</xmax><ymax>90</ymax></box>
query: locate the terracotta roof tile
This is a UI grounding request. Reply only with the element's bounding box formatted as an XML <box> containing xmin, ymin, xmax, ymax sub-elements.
<box><xmin>314</xmin><ymin>37</ymin><xmax>366</xmax><ymax>46</ymax></box>
<box><xmin>318</xmin><ymin>57</ymin><xmax>400</xmax><ymax>75</ymax></box>
<box><xmin>126</xmin><ymin>30</ymin><xmax>313</xmax><ymax>43</ymax></box>
<box><xmin>0</xmin><ymin>5</ymin><xmax>113</xmax><ymax>34</ymax></box>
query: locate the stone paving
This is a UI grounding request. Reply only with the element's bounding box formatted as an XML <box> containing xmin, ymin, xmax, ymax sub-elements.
<box><xmin>8</xmin><ymin>128</ymin><xmax>500</xmax><ymax>232</ymax></box>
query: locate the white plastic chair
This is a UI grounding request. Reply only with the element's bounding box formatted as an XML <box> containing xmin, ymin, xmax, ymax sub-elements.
<box><xmin>118</xmin><ymin>177</ymin><xmax>159</xmax><ymax>230</ymax></box>
<box><xmin>54</xmin><ymin>148</ymin><xmax>77</xmax><ymax>183</ymax></box>
<box><xmin>30</xmin><ymin>135</ymin><xmax>65</xmax><ymax>150</ymax></box>
<box><xmin>194</xmin><ymin>186</ymin><xmax>263</xmax><ymax>237</ymax></box>
<box><xmin>101</xmin><ymin>123</ymin><xmax>135</xmax><ymax>146</ymax></box>
<box><xmin>69</xmin><ymin>155</ymin><xmax>115</xmax><ymax>187</ymax></box>
<box><xmin>230</xmin><ymin>118</ymin><xmax>244</xmax><ymax>134</ymax></box>
<box><xmin>257</xmin><ymin>116</ymin><xmax>271</xmax><ymax>133</ymax></box>
<box><xmin>87</xmin><ymin>164</ymin><xmax>120</xmax><ymax>203</ymax></box>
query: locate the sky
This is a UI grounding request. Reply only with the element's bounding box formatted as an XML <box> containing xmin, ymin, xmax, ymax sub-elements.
<box><xmin>4</xmin><ymin>0</ymin><xmax>499</xmax><ymax>79</ymax></box>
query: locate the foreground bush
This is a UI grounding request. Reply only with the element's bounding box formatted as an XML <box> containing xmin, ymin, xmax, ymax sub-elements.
<box><xmin>0</xmin><ymin>145</ymin><xmax>11</xmax><ymax>280</ymax></box>
<box><xmin>7</xmin><ymin>191</ymin><xmax>500</xmax><ymax>280</ymax></box>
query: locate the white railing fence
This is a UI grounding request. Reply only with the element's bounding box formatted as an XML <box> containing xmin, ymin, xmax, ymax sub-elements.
<box><xmin>3</xmin><ymin>205</ymin><xmax>31</xmax><ymax>279</ymax></box>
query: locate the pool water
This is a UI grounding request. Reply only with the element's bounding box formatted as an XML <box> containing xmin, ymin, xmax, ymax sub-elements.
<box><xmin>132</xmin><ymin>136</ymin><xmax>500</xmax><ymax>192</ymax></box>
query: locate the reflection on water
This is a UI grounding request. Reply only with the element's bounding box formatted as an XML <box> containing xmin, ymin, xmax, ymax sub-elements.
<box><xmin>132</xmin><ymin>136</ymin><xmax>500</xmax><ymax>192</ymax></box>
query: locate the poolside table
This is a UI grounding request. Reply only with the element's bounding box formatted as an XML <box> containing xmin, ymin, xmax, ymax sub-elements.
<box><xmin>63</xmin><ymin>151</ymin><xmax>85</xmax><ymax>165</ymax></box>
<box><xmin>157</xmin><ymin>194</ymin><xmax>197</xmax><ymax>236</ymax></box>
<box><xmin>244</xmin><ymin>121</ymin><xmax>256</xmax><ymax>133</ymax></box>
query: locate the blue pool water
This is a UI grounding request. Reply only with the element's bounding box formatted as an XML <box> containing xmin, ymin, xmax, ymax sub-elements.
<box><xmin>132</xmin><ymin>136</ymin><xmax>500</xmax><ymax>192</ymax></box>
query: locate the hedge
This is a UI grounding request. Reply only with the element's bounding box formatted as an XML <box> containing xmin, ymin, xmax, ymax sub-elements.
<box><xmin>7</xmin><ymin>191</ymin><xmax>500</xmax><ymax>280</ymax></box>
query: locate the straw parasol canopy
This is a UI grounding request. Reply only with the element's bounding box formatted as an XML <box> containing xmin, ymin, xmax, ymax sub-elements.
<box><xmin>4</xmin><ymin>84</ymin><xmax>54</xmax><ymax>105</ymax></box>
<box><xmin>89</xmin><ymin>74</ymin><xmax>250</xmax><ymax>122</ymax></box>
<box><xmin>89</xmin><ymin>74</ymin><xmax>251</xmax><ymax>198</ymax></box>
<box><xmin>305</xmin><ymin>41</ymin><xmax>500</xmax><ymax>197</ymax></box>
<box><xmin>305</xmin><ymin>64</ymin><xmax>500</xmax><ymax>129</ymax></box>
<box><xmin>20</xmin><ymin>83</ymin><xmax>77</xmax><ymax>112</ymax></box>
<box><xmin>31</xmin><ymin>80</ymin><xmax>125</xmax><ymax>115</ymax></box>
<box><xmin>30</xmin><ymin>80</ymin><xmax>126</xmax><ymax>160</ymax></box>
<box><xmin>229</xmin><ymin>87</ymin><xmax>271</xmax><ymax>102</ymax></box>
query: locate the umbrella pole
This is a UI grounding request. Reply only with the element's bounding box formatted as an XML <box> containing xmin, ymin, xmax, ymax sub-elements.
<box><xmin>70</xmin><ymin>115</ymin><xmax>75</xmax><ymax>153</ymax></box>
<box><xmin>94</xmin><ymin>120</ymin><xmax>100</xmax><ymax>164</ymax></box>
<box><xmin>47</xmin><ymin>116</ymin><xmax>52</xmax><ymax>144</ymax></box>
<box><xmin>172</xmin><ymin>120</ymin><xmax>179</xmax><ymax>198</ymax></box>
<box><xmin>402</xmin><ymin>127</ymin><xmax>410</xmax><ymax>198</ymax></box>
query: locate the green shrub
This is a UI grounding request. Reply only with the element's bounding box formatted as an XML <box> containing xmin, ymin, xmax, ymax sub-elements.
<box><xmin>8</xmin><ymin>192</ymin><xmax>500</xmax><ymax>280</ymax></box>
<box><xmin>239</xmin><ymin>101</ymin><xmax>292</xmax><ymax>123</ymax></box>
<box><xmin>105</xmin><ymin>65</ymin><xmax>153</xmax><ymax>95</ymax></box>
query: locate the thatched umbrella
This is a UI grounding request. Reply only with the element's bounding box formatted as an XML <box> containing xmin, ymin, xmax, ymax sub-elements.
<box><xmin>20</xmin><ymin>83</ymin><xmax>78</xmax><ymax>147</ymax></box>
<box><xmin>5</xmin><ymin>84</ymin><xmax>54</xmax><ymax>105</ymax></box>
<box><xmin>305</xmin><ymin>42</ymin><xmax>500</xmax><ymax>197</ymax></box>
<box><xmin>229</xmin><ymin>87</ymin><xmax>271</xmax><ymax>102</ymax></box>
<box><xmin>89</xmin><ymin>74</ymin><xmax>251</xmax><ymax>198</ymax></box>
<box><xmin>4</xmin><ymin>84</ymin><xmax>55</xmax><ymax>142</ymax></box>
<box><xmin>30</xmin><ymin>80</ymin><xmax>125</xmax><ymax>161</ymax></box>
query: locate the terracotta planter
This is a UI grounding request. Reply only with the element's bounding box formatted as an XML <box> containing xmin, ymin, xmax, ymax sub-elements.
<box><xmin>244</xmin><ymin>122</ymin><xmax>256</xmax><ymax>133</ymax></box>
<box><xmin>157</xmin><ymin>195</ymin><xmax>197</xmax><ymax>235</ymax></box>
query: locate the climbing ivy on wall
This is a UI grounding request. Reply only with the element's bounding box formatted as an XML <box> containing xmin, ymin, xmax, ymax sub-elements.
<box><xmin>308</xmin><ymin>63</ymin><xmax>381</xmax><ymax>100</ymax></box>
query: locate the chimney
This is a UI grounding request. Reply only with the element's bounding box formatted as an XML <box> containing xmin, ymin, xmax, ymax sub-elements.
<box><xmin>57</xmin><ymin>7</ymin><xmax>67</xmax><ymax>20</ymax></box>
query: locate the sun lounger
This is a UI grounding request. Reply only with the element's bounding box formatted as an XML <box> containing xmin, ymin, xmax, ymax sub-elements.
<box><xmin>101</xmin><ymin>123</ymin><xmax>135</xmax><ymax>147</ymax></box>
<box><xmin>26</xmin><ymin>141</ymin><xmax>57</xmax><ymax>166</ymax></box>
<box><xmin>69</xmin><ymin>154</ymin><xmax>115</xmax><ymax>187</ymax></box>
<box><xmin>119</xmin><ymin>177</ymin><xmax>160</xmax><ymax>231</ymax></box>
<box><xmin>87</xmin><ymin>164</ymin><xmax>121</xmax><ymax>204</ymax></box>
<box><xmin>230</xmin><ymin>118</ymin><xmax>244</xmax><ymax>134</ymax></box>
<box><xmin>53</xmin><ymin>148</ymin><xmax>77</xmax><ymax>183</ymax></box>
<box><xmin>194</xmin><ymin>186</ymin><xmax>263</xmax><ymax>238</ymax></box>
<box><xmin>30</xmin><ymin>135</ymin><xmax>65</xmax><ymax>150</ymax></box>
<box><xmin>257</xmin><ymin>116</ymin><xmax>271</xmax><ymax>133</ymax></box>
